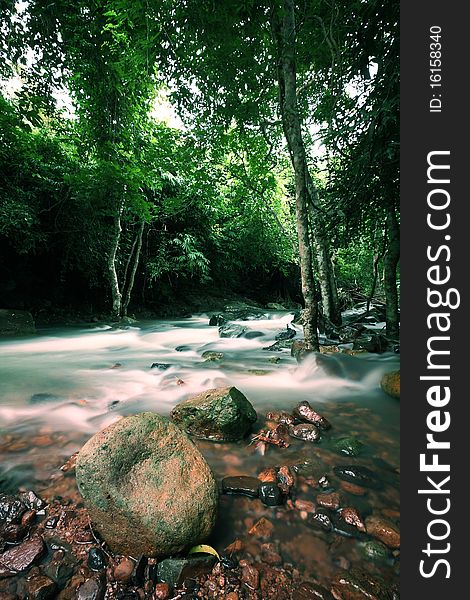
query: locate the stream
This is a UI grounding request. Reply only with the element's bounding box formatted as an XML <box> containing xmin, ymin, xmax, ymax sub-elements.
<box><xmin>0</xmin><ymin>311</ymin><xmax>400</xmax><ymax>595</ymax></box>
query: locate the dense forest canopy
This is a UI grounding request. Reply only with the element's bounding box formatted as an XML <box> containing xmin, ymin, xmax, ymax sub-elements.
<box><xmin>0</xmin><ymin>0</ymin><xmax>399</xmax><ymax>344</ymax></box>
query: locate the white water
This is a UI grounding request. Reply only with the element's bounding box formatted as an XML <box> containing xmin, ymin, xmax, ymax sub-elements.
<box><xmin>0</xmin><ymin>312</ymin><xmax>399</xmax><ymax>435</ymax></box>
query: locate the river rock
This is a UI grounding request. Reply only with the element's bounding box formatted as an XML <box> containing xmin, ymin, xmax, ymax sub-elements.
<box><xmin>291</xmin><ymin>341</ymin><xmax>313</xmax><ymax>362</ymax></box>
<box><xmin>201</xmin><ymin>351</ymin><xmax>224</xmax><ymax>361</ymax></box>
<box><xmin>218</xmin><ymin>323</ymin><xmax>247</xmax><ymax>338</ymax></box>
<box><xmin>289</xmin><ymin>423</ymin><xmax>320</xmax><ymax>442</ymax></box>
<box><xmin>27</xmin><ymin>575</ymin><xmax>57</xmax><ymax>600</ymax></box>
<box><xmin>157</xmin><ymin>556</ymin><xmax>216</xmax><ymax>589</ymax></box>
<box><xmin>209</xmin><ymin>314</ymin><xmax>226</xmax><ymax>326</ymax></box>
<box><xmin>171</xmin><ymin>386</ymin><xmax>257</xmax><ymax>441</ymax></box>
<box><xmin>259</xmin><ymin>483</ymin><xmax>283</xmax><ymax>506</ymax></box>
<box><xmin>275</xmin><ymin>326</ymin><xmax>296</xmax><ymax>341</ymax></box>
<box><xmin>293</xmin><ymin>401</ymin><xmax>331</xmax><ymax>430</ymax></box>
<box><xmin>380</xmin><ymin>371</ymin><xmax>400</xmax><ymax>399</ymax></box>
<box><xmin>334</xmin><ymin>465</ymin><xmax>382</xmax><ymax>489</ymax></box>
<box><xmin>331</xmin><ymin>569</ymin><xmax>392</xmax><ymax>600</ymax></box>
<box><xmin>294</xmin><ymin>582</ymin><xmax>335</xmax><ymax>600</ymax></box>
<box><xmin>331</xmin><ymin>437</ymin><xmax>363</xmax><ymax>457</ymax></box>
<box><xmin>0</xmin><ymin>309</ymin><xmax>35</xmax><ymax>336</ymax></box>
<box><xmin>0</xmin><ymin>535</ymin><xmax>44</xmax><ymax>573</ymax></box>
<box><xmin>77</xmin><ymin>576</ymin><xmax>105</xmax><ymax>600</ymax></box>
<box><xmin>222</xmin><ymin>476</ymin><xmax>260</xmax><ymax>497</ymax></box>
<box><xmin>358</xmin><ymin>541</ymin><xmax>390</xmax><ymax>562</ymax></box>
<box><xmin>365</xmin><ymin>515</ymin><xmax>400</xmax><ymax>548</ymax></box>
<box><xmin>76</xmin><ymin>413</ymin><xmax>218</xmax><ymax>557</ymax></box>
<box><xmin>0</xmin><ymin>494</ymin><xmax>27</xmax><ymax>524</ymax></box>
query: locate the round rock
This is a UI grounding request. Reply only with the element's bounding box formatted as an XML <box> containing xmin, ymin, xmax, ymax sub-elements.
<box><xmin>76</xmin><ymin>413</ymin><xmax>218</xmax><ymax>557</ymax></box>
<box><xmin>171</xmin><ymin>386</ymin><xmax>257</xmax><ymax>441</ymax></box>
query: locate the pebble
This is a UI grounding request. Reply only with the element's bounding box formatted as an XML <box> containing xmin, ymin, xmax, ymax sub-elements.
<box><xmin>293</xmin><ymin>401</ymin><xmax>331</xmax><ymax>430</ymax></box>
<box><xmin>340</xmin><ymin>507</ymin><xmax>366</xmax><ymax>532</ymax></box>
<box><xmin>294</xmin><ymin>499</ymin><xmax>316</xmax><ymax>513</ymax></box>
<box><xmin>222</xmin><ymin>476</ymin><xmax>260</xmax><ymax>498</ymax></box>
<box><xmin>27</xmin><ymin>575</ymin><xmax>57</xmax><ymax>600</ymax></box>
<box><xmin>87</xmin><ymin>547</ymin><xmax>107</xmax><ymax>571</ymax></box>
<box><xmin>265</xmin><ymin>411</ymin><xmax>295</xmax><ymax>426</ymax></box>
<box><xmin>277</xmin><ymin>465</ymin><xmax>295</xmax><ymax>494</ymax></box>
<box><xmin>331</xmin><ymin>437</ymin><xmax>363</xmax><ymax>457</ymax></box>
<box><xmin>289</xmin><ymin>423</ymin><xmax>320</xmax><ymax>442</ymax></box>
<box><xmin>0</xmin><ymin>535</ymin><xmax>44</xmax><ymax>572</ymax></box>
<box><xmin>113</xmin><ymin>557</ymin><xmax>135</xmax><ymax>582</ymax></box>
<box><xmin>295</xmin><ymin>581</ymin><xmax>335</xmax><ymax>599</ymax></box>
<box><xmin>75</xmin><ymin>529</ymin><xmax>94</xmax><ymax>543</ymax></box>
<box><xmin>259</xmin><ymin>483</ymin><xmax>283</xmax><ymax>506</ymax></box>
<box><xmin>310</xmin><ymin>509</ymin><xmax>333</xmax><ymax>532</ymax></box>
<box><xmin>316</xmin><ymin>492</ymin><xmax>341</xmax><ymax>510</ymax></box>
<box><xmin>77</xmin><ymin>575</ymin><xmax>106</xmax><ymax>600</ymax></box>
<box><xmin>0</xmin><ymin>494</ymin><xmax>27</xmax><ymax>524</ymax></box>
<box><xmin>248</xmin><ymin>517</ymin><xmax>274</xmax><ymax>538</ymax></box>
<box><xmin>339</xmin><ymin>480</ymin><xmax>367</xmax><ymax>496</ymax></box>
<box><xmin>358</xmin><ymin>540</ymin><xmax>390</xmax><ymax>562</ymax></box>
<box><xmin>365</xmin><ymin>516</ymin><xmax>400</xmax><ymax>548</ymax></box>
<box><xmin>241</xmin><ymin>564</ymin><xmax>259</xmax><ymax>590</ymax></box>
<box><xmin>153</xmin><ymin>583</ymin><xmax>170</xmax><ymax>599</ymax></box>
<box><xmin>258</xmin><ymin>467</ymin><xmax>277</xmax><ymax>483</ymax></box>
<box><xmin>333</xmin><ymin>465</ymin><xmax>381</xmax><ymax>489</ymax></box>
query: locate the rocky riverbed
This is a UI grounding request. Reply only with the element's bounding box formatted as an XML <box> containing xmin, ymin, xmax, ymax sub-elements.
<box><xmin>0</xmin><ymin>308</ymin><xmax>399</xmax><ymax>599</ymax></box>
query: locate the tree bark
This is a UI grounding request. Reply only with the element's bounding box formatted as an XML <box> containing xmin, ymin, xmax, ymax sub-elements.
<box><xmin>122</xmin><ymin>220</ymin><xmax>145</xmax><ymax>316</ymax></box>
<box><xmin>384</xmin><ymin>203</ymin><xmax>400</xmax><ymax>338</ymax></box>
<box><xmin>271</xmin><ymin>0</ymin><xmax>320</xmax><ymax>348</ymax></box>
<box><xmin>108</xmin><ymin>213</ymin><xmax>123</xmax><ymax>321</ymax></box>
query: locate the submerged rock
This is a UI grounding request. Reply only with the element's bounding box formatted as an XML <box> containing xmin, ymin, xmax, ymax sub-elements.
<box><xmin>259</xmin><ymin>482</ymin><xmax>283</xmax><ymax>506</ymax></box>
<box><xmin>275</xmin><ymin>325</ymin><xmax>296</xmax><ymax>341</ymax></box>
<box><xmin>201</xmin><ymin>351</ymin><xmax>224</xmax><ymax>361</ymax></box>
<box><xmin>171</xmin><ymin>386</ymin><xmax>257</xmax><ymax>442</ymax></box>
<box><xmin>0</xmin><ymin>535</ymin><xmax>44</xmax><ymax>573</ymax></box>
<box><xmin>222</xmin><ymin>476</ymin><xmax>260</xmax><ymax>498</ymax></box>
<box><xmin>381</xmin><ymin>370</ymin><xmax>400</xmax><ymax>399</ymax></box>
<box><xmin>76</xmin><ymin>413</ymin><xmax>218</xmax><ymax>557</ymax></box>
<box><xmin>334</xmin><ymin>465</ymin><xmax>382</xmax><ymax>489</ymax></box>
<box><xmin>331</xmin><ymin>437</ymin><xmax>364</xmax><ymax>457</ymax></box>
<box><xmin>365</xmin><ymin>515</ymin><xmax>400</xmax><ymax>548</ymax></box>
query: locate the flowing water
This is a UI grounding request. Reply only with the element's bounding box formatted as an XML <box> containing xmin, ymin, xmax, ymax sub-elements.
<box><xmin>0</xmin><ymin>312</ymin><xmax>400</xmax><ymax>590</ymax></box>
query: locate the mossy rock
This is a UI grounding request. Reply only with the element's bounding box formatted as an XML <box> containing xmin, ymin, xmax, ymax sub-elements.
<box><xmin>171</xmin><ymin>386</ymin><xmax>257</xmax><ymax>442</ymax></box>
<box><xmin>76</xmin><ymin>413</ymin><xmax>218</xmax><ymax>557</ymax></box>
<box><xmin>381</xmin><ymin>370</ymin><xmax>400</xmax><ymax>399</ymax></box>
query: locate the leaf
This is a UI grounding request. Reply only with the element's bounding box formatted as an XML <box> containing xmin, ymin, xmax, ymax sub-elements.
<box><xmin>188</xmin><ymin>544</ymin><xmax>220</xmax><ymax>560</ymax></box>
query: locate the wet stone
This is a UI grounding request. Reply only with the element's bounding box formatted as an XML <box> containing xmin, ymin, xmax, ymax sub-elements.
<box><xmin>295</xmin><ymin>581</ymin><xmax>335</xmax><ymax>600</ymax></box>
<box><xmin>265</xmin><ymin>411</ymin><xmax>295</xmax><ymax>426</ymax></box>
<box><xmin>333</xmin><ymin>465</ymin><xmax>382</xmax><ymax>489</ymax></box>
<box><xmin>77</xmin><ymin>576</ymin><xmax>105</xmax><ymax>600</ymax></box>
<box><xmin>332</xmin><ymin>513</ymin><xmax>365</xmax><ymax>539</ymax></box>
<box><xmin>150</xmin><ymin>363</ymin><xmax>171</xmax><ymax>370</ymax></box>
<box><xmin>222</xmin><ymin>476</ymin><xmax>260</xmax><ymax>498</ymax></box>
<box><xmin>87</xmin><ymin>547</ymin><xmax>106</xmax><ymax>571</ymax></box>
<box><xmin>154</xmin><ymin>582</ymin><xmax>170</xmax><ymax>599</ymax></box>
<box><xmin>0</xmin><ymin>495</ymin><xmax>27</xmax><ymax>524</ymax></box>
<box><xmin>157</xmin><ymin>556</ymin><xmax>216</xmax><ymax>589</ymax></box>
<box><xmin>45</xmin><ymin>516</ymin><xmax>59</xmax><ymax>529</ymax></box>
<box><xmin>340</xmin><ymin>507</ymin><xmax>366</xmax><ymax>533</ymax></box>
<box><xmin>277</xmin><ymin>465</ymin><xmax>295</xmax><ymax>494</ymax></box>
<box><xmin>258</xmin><ymin>467</ymin><xmax>277</xmax><ymax>483</ymax></box>
<box><xmin>113</xmin><ymin>557</ymin><xmax>135</xmax><ymax>582</ymax></box>
<box><xmin>259</xmin><ymin>483</ymin><xmax>283</xmax><ymax>507</ymax></box>
<box><xmin>358</xmin><ymin>541</ymin><xmax>390</xmax><ymax>562</ymax></box>
<box><xmin>365</xmin><ymin>516</ymin><xmax>400</xmax><ymax>548</ymax></box>
<box><xmin>27</xmin><ymin>575</ymin><xmax>57</xmax><ymax>600</ymax></box>
<box><xmin>201</xmin><ymin>351</ymin><xmax>224</xmax><ymax>361</ymax></box>
<box><xmin>249</xmin><ymin>517</ymin><xmax>274</xmax><ymax>539</ymax></box>
<box><xmin>289</xmin><ymin>423</ymin><xmax>320</xmax><ymax>442</ymax></box>
<box><xmin>331</xmin><ymin>569</ymin><xmax>392</xmax><ymax>600</ymax></box>
<box><xmin>316</xmin><ymin>492</ymin><xmax>341</xmax><ymax>510</ymax></box>
<box><xmin>331</xmin><ymin>437</ymin><xmax>364</xmax><ymax>457</ymax></box>
<box><xmin>293</xmin><ymin>401</ymin><xmax>331</xmax><ymax>430</ymax></box>
<box><xmin>0</xmin><ymin>535</ymin><xmax>44</xmax><ymax>572</ymax></box>
<box><xmin>43</xmin><ymin>550</ymin><xmax>76</xmax><ymax>587</ymax></box>
<box><xmin>310</xmin><ymin>509</ymin><xmax>333</xmax><ymax>532</ymax></box>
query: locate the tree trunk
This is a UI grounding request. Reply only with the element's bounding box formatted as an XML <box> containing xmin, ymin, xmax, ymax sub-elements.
<box><xmin>384</xmin><ymin>203</ymin><xmax>400</xmax><ymax>338</ymax></box>
<box><xmin>271</xmin><ymin>0</ymin><xmax>320</xmax><ymax>348</ymax></box>
<box><xmin>108</xmin><ymin>214</ymin><xmax>122</xmax><ymax>321</ymax></box>
<box><xmin>122</xmin><ymin>220</ymin><xmax>145</xmax><ymax>316</ymax></box>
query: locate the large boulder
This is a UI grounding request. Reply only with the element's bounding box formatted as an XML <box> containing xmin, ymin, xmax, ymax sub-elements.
<box><xmin>0</xmin><ymin>309</ymin><xmax>35</xmax><ymax>336</ymax></box>
<box><xmin>381</xmin><ymin>370</ymin><xmax>400</xmax><ymax>399</ymax></box>
<box><xmin>75</xmin><ymin>413</ymin><xmax>218</xmax><ymax>557</ymax></box>
<box><xmin>171</xmin><ymin>386</ymin><xmax>257</xmax><ymax>442</ymax></box>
